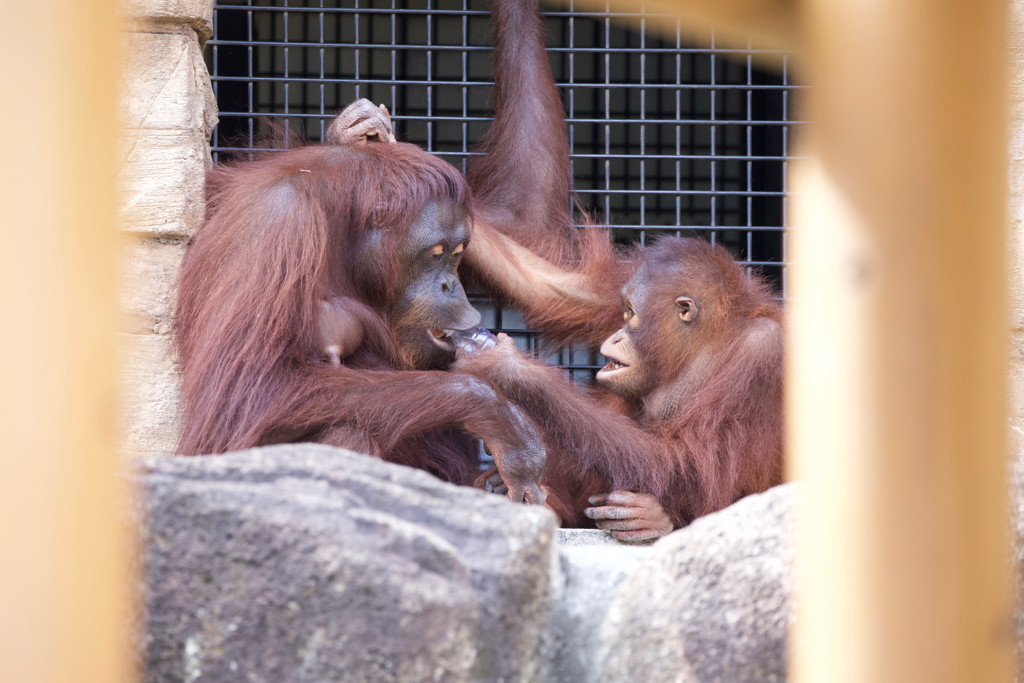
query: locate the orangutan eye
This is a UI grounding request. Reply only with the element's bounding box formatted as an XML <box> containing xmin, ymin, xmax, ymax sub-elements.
<box><xmin>452</xmin><ymin>243</ymin><xmax>464</xmax><ymax>255</ymax></box>
<box><xmin>430</xmin><ymin>244</ymin><xmax>445</xmax><ymax>258</ymax></box>
<box><xmin>623</xmin><ymin>308</ymin><xmax>634</xmax><ymax>322</ymax></box>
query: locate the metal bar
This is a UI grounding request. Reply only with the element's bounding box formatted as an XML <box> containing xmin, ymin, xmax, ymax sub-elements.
<box><xmin>461</xmin><ymin>0</ymin><xmax>468</xmax><ymax>175</ymax></box>
<box><xmin>318</xmin><ymin>0</ymin><xmax>324</xmax><ymax>140</ymax></box>
<box><xmin>209</xmin><ymin>74</ymin><xmax>804</xmax><ymax>89</ymax></box>
<box><xmin>247</xmin><ymin>0</ymin><xmax>253</xmax><ymax>159</ymax></box>
<box><xmin>427</xmin><ymin>0</ymin><xmax>433</xmax><ymax>152</ymax></box>
<box><xmin>781</xmin><ymin>53</ymin><xmax>789</xmax><ymax>299</ymax></box>
<box><xmin>353</xmin><ymin>0</ymin><xmax>360</xmax><ymax>101</ymax></box>
<box><xmin>391</xmin><ymin>0</ymin><xmax>397</xmax><ymax>120</ymax></box>
<box><xmin>675</xmin><ymin>17</ymin><xmax>682</xmax><ymax>234</ymax></box>
<box><xmin>208</xmin><ymin>37</ymin><xmax>790</xmax><ymax>56</ymax></box>
<box><xmin>639</xmin><ymin>10</ymin><xmax>647</xmax><ymax>241</ymax></box>
<box><xmin>283</xmin><ymin>0</ymin><xmax>290</xmax><ymax>145</ymax></box>
<box><xmin>604</xmin><ymin>0</ymin><xmax>610</xmax><ymax>226</ymax></box>
<box><xmin>208</xmin><ymin>109</ymin><xmax>808</xmax><ymax>125</ymax></box>
<box><xmin>745</xmin><ymin>38</ymin><xmax>752</xmax><ymax>274</ymax></box>
<box><xmin>710</xmin><ymin>29</ymin><xmax>716</xmax><ymax>247</ymax></box>
<box><xmin>212</xmin><ymin>8</ymin><xmax>220</xmax><ymax>162</ymax></box>
<box><xmin>212</xmin><ymin>2</ymin><xmax>801</xmax><ymax>30</ymax></box>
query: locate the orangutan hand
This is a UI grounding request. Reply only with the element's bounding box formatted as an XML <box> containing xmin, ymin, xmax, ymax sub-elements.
<box><xmin>326</xmin><ymin>99</ymin><xmax>397</xmax><ymax>144</ymax></box>
<box><xmin>474</xmin><ymin>465</ymin><xmax>547</xmax><ymax>506</ymax></box>
<box><xmin>584</xmin><ymin>491</ymin><xmax>674</xmax><ymax>542</ymax></box>
<box><xmin>454</xmin><ymin>333</ymin><xmax>530</xmax><ymax>376</ymax></box>
<box><xmin>475</xmin><ymin>465</ymin><xmax>509</xmax><ymax>495</ymax></box>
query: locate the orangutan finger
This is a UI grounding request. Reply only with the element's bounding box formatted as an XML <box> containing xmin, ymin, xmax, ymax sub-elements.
<box><xmin>593</xmin><ymin>518</ymin><xmax>646</xmax><ymax>532</ymax></box>
<box><xmin>523</xmin><ymin>484</ymin><xmax>546</xmax><ymax>506</ymax></box>
<box><xmin>611</xmin><ymin>528</ymin><xmax>664</xmax><ymax>542</ymax></box>
<box><xmin>584</xmin><ymin>505</ymin><xmax>640</xmax><ymax>521</ymax></box>
<box><xmin>590</xmin><ymin>491</ymin><xmax>645</xmax><ymax>507</ymax></box>
<box><xmin>349</xmin><ymin>119</ymin><xmax>391</xmax><ymax>141</ymax></box>
<box><xmin>473</xmin><ymin>465</ymin><xmax>499</xmax><ymax>490</ymax></box>
<box><xmin>477</xmin><ymin>466</ymin><xmax>505</xmax><ymax>493</ymax></box>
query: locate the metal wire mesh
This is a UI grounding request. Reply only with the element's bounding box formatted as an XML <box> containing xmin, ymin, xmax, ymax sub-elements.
<box><xmin>204</xmin><ymin>0</ymin><xmax>801</xmax><ymax>380</ymax></box>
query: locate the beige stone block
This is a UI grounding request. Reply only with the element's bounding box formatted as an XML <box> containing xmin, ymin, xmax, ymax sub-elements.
<box><xmin>121</xmin><ymin>237</ymin><xmax>186</xmax><ymax>334</ymax></box>
<box><xmin>120</xmin><ymin>332</ymin><xmax>181</xmax><ymax>459</ymax></box>
<box><xmin>119</xmin><ymin>128</ymin><xmax>208</xmax><ymax>237</ymax></box>
<box><xmin>1009</xmin><ymin>2</ymin><xmax>1024</xmax><ymax>454</ymax></box>
<box><xmin>123</xmin><ymin>0</ymin><xmax>214</xmax><ymax>41</ymax></box>
<box><xmin>121</xmin><ymin>30</ymin><xmax>217</xmax><ymax>135</ymax></box>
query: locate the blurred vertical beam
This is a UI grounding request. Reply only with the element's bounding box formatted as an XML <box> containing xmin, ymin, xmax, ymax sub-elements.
<box><xmin>563</xmin><ymin>0</ymin><xmax>1013</xmax><ymax>679</ymax></box>
<box><xmin>0</xmin><ymin>2</ymin><xmax>129</xmax><ymax>683</ymax></box>
<box><xmin>790</xmin><ymin>1</ymin><xmax>1013</xmax><ymax>683</ymax></box>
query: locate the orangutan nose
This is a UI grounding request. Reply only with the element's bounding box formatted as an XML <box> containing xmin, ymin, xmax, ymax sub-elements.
<box><xmin>613</xmin><ymin>329</ymin><xmax>625</xmax><ymax>344</ymax></box>
<box><xmin>441</xmin><ymin>273</ymin><xmax>457</xmax><ymax>294</ymax></box>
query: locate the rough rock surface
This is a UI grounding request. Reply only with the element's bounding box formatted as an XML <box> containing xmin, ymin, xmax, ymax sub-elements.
<box><xmin>599</xmin><ymin>484</ymin><xmax>797</xmax><ymax>683</ymax></box>
<box><xmin>542</xmin><ymin>544</ymin><xmax>651</xmax><ymax>683</ymax></box>
<box><xmin>137</xmin><ymin>444</ymin><xmax>558</xmax><ymax>683</ymax></box>
<box><xmin>557</xmin><ymin>528</ymin><xmax>655</xmax><ymax>547</ymax></box>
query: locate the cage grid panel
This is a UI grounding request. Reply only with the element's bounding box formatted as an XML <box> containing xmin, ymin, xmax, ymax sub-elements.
<box><xmin>205</xmin><ymin>0</ymin><xmax>801</xmax><ymax>380</ymax></box>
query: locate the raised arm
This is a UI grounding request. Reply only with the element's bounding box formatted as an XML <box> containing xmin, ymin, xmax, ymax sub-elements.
<box><xmin>466</xmin><ymin>0</ymin><xmax>574</xmax><ymax>256</ymax></box>
<box><xmin>466</xmin><ymin>220</ymin><xmax>628</xmax><ymax>347</ymax></box>
<box><xmin>463</xmin><ymin>0</ymin><xmax>632</xmax><ymax>347</ymax></box>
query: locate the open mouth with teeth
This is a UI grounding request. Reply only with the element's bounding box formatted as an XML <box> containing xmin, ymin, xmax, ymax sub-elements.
<box><xmin>428</xmin><ymin>328</ymin><xmax>458</xmax><ymax>352</ymax></box>
<box><xmin>596</xmin><ymin>354</ymin><xmax>631</xmax><ymax>379</ymax></box>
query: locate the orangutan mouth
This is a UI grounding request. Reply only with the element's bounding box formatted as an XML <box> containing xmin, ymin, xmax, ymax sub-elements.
<box><xmin>597</xmin><ymin>355</ymin><xmax>630</xmax><ymax>378</ymax></box>
<box><xmin>428</xmin><ymin>328</ymin><xmax>457</xmax><ymax>352</ymax></box>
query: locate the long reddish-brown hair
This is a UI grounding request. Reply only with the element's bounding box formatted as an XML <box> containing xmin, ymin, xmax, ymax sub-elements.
<box><xmin>175</xmin><ymin>141</ymin><xmax>472</xmax><ymax>456</ymax></box>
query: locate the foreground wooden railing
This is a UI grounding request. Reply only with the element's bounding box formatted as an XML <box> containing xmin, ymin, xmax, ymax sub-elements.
<box><xmin>0</xmin><ymin>1</ymin><xmax>129</xmax><ymax>682</ymax></box>
<box><xmin>0</xmin><ymin>0</ymin><xmax>1013</xmax><ymax>680</ymax></box>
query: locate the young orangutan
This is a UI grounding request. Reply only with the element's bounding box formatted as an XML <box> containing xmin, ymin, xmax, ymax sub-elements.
<box><xmin>454</xmin><ymin>0</ymin><xmax>785</xmax><ymax>539</ymax></box>
<box><xmin>458</xmin><ymin>237</ymin><xmax>784</xmax><ymax>540</ymax></box>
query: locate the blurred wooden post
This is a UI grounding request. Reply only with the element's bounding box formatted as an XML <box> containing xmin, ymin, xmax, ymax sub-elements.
<box><xmin>0</xmin><ymin>2</ymin><xmax>129</xmax><ymax>683</ymax></box>
<box><xmin>572</xmin><ymin>0</ymin><xmax>1014</xmax><ymax>680</ymax></box>
<box><xmin>791</xmin><ymin>1</ymin><xmax>1013</xmax><ymax>681</ymax></box>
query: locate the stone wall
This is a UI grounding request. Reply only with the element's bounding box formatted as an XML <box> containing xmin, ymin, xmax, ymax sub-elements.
<box><xmin>1012</xmin><ymin>3</ymin><xmax>1024</xmax><ymax>454</ymax></box>
<box><xmin>118</xmin><ymin>0</ymin><xmax>217</xmax><ymax>457</ymax></box>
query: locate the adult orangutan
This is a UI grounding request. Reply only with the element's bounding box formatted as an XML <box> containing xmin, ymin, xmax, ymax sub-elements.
<box><xmin>173</xmin><ymin>96</ymin><xmax>552</xmax><ymax>500</ymax></box>
<box><xmin>456</xmin><ymin>0</ymin><xmax>785</xmax><ymax>539</ymax></box>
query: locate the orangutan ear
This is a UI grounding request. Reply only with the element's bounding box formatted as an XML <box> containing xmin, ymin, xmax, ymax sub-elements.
<box><xmin>675</xmin><ymin>296</ymin><xmax>698</xmax><ymax>323</ymax></box>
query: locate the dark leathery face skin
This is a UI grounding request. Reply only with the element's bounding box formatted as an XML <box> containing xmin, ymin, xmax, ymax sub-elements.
<box><xmin>597</xmin><ymin>268</ymin><xmax>652</xmax><ymax>398</ymax></box>
<box><xmin>388</xmin><ymin>200</ymin><xmax>480</xmax><ymax>369</ymax></box>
